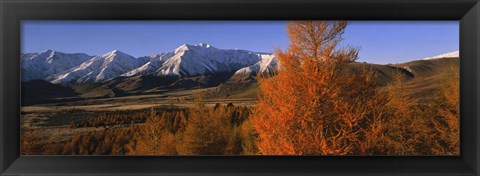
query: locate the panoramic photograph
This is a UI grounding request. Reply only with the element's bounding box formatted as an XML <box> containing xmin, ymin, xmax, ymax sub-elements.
<box><xmin>20</xmin><ymin>21</ymin><xmax>459</xmax><ymax>156</ymax></box>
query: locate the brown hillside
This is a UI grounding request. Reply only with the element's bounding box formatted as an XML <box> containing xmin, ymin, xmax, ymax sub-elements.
<box><xmin>391</xmin><ymin>57</ymin><xmax>459</xmax><ymax>102</ymax></box>
<box><xmin>212</xmin><ymin>57</ymin><xmax>458</xmax><ymax>102</ymax></box>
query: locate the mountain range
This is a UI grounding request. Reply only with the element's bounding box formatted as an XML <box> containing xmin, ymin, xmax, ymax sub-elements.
<box><xmin>21</xmin><ymin>43</ymin><xmax>277</xmax><ymax>84</ymax></box>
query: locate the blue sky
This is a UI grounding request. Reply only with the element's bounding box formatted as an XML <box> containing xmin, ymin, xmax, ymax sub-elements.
<box><xmin>21</xmin><ymin>21</ymin><xmax>458</xmax><ymax>64</ymax></box>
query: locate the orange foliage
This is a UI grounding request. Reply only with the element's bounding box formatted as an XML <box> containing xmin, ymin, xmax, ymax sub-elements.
<box><xmin>21</xmin><ymin>131</ymin><xmax>45</xmax><ymax>155</ymax></box>
<box><xmin>431</xmin><ymin>66</ymin><xmax>460</xmax><ymax>155</ymax></box>
<box><xmin>371</xmin><ymin>72</ymin><xmax>429</xmax><ymax>155</ymax></box>
<box><xmin>252</xmin><ymin>21</ymin><xmax>388</xmax><ymax>155</ymax></box>
<box><xmin>131</xmin><ymin>108</ymin><xmax>177</xmax><ymax>155</ymax></box>
<box><xmin>177</xmin><ymin>92</ymin><xmax>229</xmax><ymax>155</ymax></box>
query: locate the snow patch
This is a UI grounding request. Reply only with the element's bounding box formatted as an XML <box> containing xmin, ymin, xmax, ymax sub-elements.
<box><xmin>422</xmin><ymin>51</ymin><xmax>459</xmax><ymax>60</ymax></box>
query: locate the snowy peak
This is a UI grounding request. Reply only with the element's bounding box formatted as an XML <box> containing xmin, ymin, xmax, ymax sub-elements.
<box><xmin>21</xmin><ymin>50</ymin><xmax>93</xmax><ymax>81</ymax></box>
<box><xmin>229</xmin><ymin>54</ymin><xmax>279</xmax><ymax>83</ymax></box>
<box><xmin>423</xmin><ymin>51</ymin><xmax>459</xmax><ymax>60</ymax></box>
<box><xmin>35</xmin><ymin>49</ymin><xmax>55</xmax><ymax>58</ymax></box>
<box><xmin>197</xmin><ymin>43</ymin><xmax>212</xmax><ymax>48</ymax></box>
<box><xmin>43</xmin><ymin>49</ymin><xmax>55</xmax><ymax>53</ymax></box>
<box><xmin>257</xmin><ymin>54</ymin><xmax>278</xmax><ymax>73</ymax></box>
<box><xmin>122</xmin><ymin>52</ymin><xmax>174</xmax><ymax>77</ymax></box>
<box><xmin>103</xmin><ymin>50</ymin><xmax>128</xmax><ymax>58</ymax></box>
<box><xmin>158</xmin><ymin>43</ymin><xmax>268</xmax><ymax>77</ymax></box>
<box><xmin>101</xmin><ymin>50</ymin><xmax>137</xmax><ymax>63</ymax></box>
<box><xmin>49</xmin><ymin>50</ymin><xmax>146</xmax><ymax>84</ymax></box>
<box><xmin>174</xmin><ymin>43</ymin><xmax>216</xmax><ymax>54</ymax></box>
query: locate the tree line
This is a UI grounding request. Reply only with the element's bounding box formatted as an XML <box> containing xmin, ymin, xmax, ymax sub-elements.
<box><xmin>22</xmin><ymin>99</ymin><xmax>254</xmax><ymax>155</ymax></box>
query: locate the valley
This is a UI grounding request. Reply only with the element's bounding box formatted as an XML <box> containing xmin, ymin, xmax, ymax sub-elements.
<box><xmin>21</xmin><ymin>87</ymin><xmax>258</xmax><ymax>112</ymax></box>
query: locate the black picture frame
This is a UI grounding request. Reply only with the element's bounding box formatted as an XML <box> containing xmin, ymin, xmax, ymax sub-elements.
<box><xmin>1</xmin><ymin>0</ymin><xmax>479</xmax><ymax>175</ymax></box>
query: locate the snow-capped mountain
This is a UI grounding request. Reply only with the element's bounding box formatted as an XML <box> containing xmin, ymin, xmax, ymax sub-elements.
<box><xmin>48</xmin><ymin>50</ymin><xmax>146</xmax><ymax>84</ymax></box>
<box><xmin>228</xmin><ymin>54</ymin><xmax>279</xmax><ymax>83</ymax></box>
<box><xmin>21</xmin><ymin>43</ymin><xmax>276</xmax><ymax>84</ymax></box>
<box><xmin>422</xmin><ymin>51</ymin><xmax>459</xmax><ymax>60</ymax></box>
<box><xmin>156</xmin><ymin>43</ymin><xmax>268</xmax><ymax>77</ymax></box>
<box><xmin>122</xmin><ymin>52</ymin><xmax>174</xmax><ymax>77</ymax></box>
<box><xmin>21</xmin><ymin>50</ymin><xmax>92</xmax><ymax>81</ymax></box>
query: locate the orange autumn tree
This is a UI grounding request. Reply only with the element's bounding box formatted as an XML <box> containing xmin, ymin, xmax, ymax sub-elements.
<box><xmin>252</xmin><ymin>21</ymin><xmax>387</xmax><ymax>155</ymax></box>
<box><xmin>376</xmin><ymin>71</ymin><xmax>425</xmax><ymax>155</ymax></box>
<box><xmin>177</xmin><ymin>92</ymin><xmax>230</xmax><ymax>155</ymax></box>
<box><xmin>130</xmin><ymin>108</ymin><xmax>162</xmax><ymax>155</ymax></box>
<box><xmin>130</xmin><ymin>108</ymin><xmax>176</xmax><ymax>155</ymax></box>
<box><xmin>432</xmin><ymin>65</ymin><xmax>459</xmax><ymax>155</ymax></box>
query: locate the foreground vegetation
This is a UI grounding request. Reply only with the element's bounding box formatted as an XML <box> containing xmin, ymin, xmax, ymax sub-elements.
<box><xmin>22</xmin><ymin>101</ymin><xmax>253</xmax><ymax>155</ymax></box>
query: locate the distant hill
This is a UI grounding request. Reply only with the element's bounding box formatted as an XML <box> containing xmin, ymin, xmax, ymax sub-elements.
<box><xmin>393</xmin><ymin>57</ymin><xmax>459</xmax><ymax>78</ymax></box>
<box><xmin>345</xmin><ymin>62</ymin><xmax>414</xmax><ymax>86</ymax></box>
<box><xmin>209</xmin><ymin>56</ymin><xmax>459</xmax><ymax>102</ymax></box>
<box><xmin>21</xmin><ymin>80</ymin><xmax>79</xmax><ymax>105</ymax></box>
<box><xmin>392</xmin><ymin>57</ymin><xmax>459</xmax><ymax>102</ymax></box>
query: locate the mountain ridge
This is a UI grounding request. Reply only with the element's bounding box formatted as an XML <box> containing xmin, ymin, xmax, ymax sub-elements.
<box><xmin>23</xmin><ymin>43</ymin><xmax>276</xmax><ymax>84</ymax></box>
